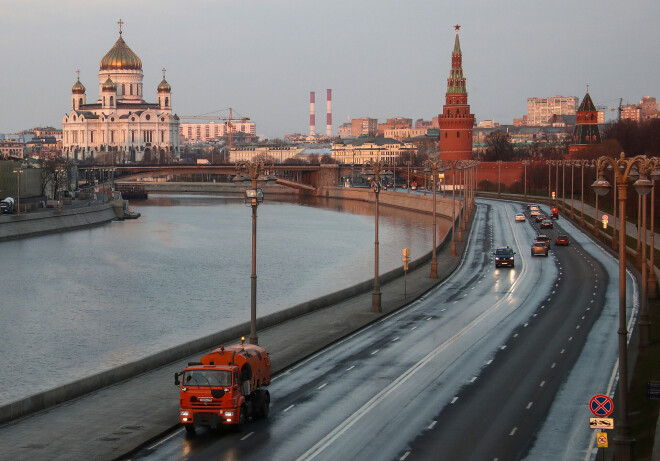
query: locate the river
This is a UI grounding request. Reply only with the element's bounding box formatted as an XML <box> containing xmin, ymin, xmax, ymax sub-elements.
<box><xmin>0</xmin><ymin>193</ymin><xmax>447</xmax><ymax>405</ymax></box>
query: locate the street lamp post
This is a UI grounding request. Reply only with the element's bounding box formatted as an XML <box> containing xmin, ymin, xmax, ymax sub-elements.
<box><xmin>13</xmin><ymin>166</ymin><xmax>23</xmax><ymax>216</ymax></box>
<box><xmin>555</xmin><ymin>161</ymin><xmax>559</xmax><ymax>209</ymax></box>
<box><xmin>569</xmin><ymin>160</ymin><xmax>575</xmax><ymax>218</ymax></box>
<box><xmin>592</xmin><ymin>152</ymin><xmax>655</xmax><ymax>460</ymax></box>
<box><xmin>546</xmin><ymin>160</ymin><xmax>554</xmax><ymax>205</ymax></box>
<box><xmin>578</xmin><ymin>159</ymin><xmax>588</xmax><ymax>226</ymax></box>
<box><xmin>363</xmin><ymin>160</ymin><xmax>391</xmax><ymax>313</ymax></box>
<box><xmin>522</xmin><ymin>160</ymin><xmax>530</xmax><ymax>202</ymax></box>
<box><xmin>55</xmin><ymin>166</ymin><xmax>65</xmax><ymax>211</ymax></box>
<box><xmin>447</xmin><ymin>161</ymin><xmax>459</xmax><ymax>257</ymax></box>
<box><xmin>424</xmin><ymin>158</ymin><xmax>440</xmax><ymax>279</ymax></box>
<box><xmin>647</xmin><ymin>159</ymin><xmax>660</xmax><ymax>298</ymax></box>
<box><xmin>406</xmin><ymin>161</ymin><xmax>411</xmax><ymax>193</ymax></box>
<box><xmin>496</xmin><ymin>160</ymin><xmax>502</xmax><ymax>198</ymax></box>
<box><xmin>234</xmin><ymin>160</ymin><xmax>274</xmax><ymax>345</ymax></box>
<box><xmin>561</xmin><ymin>160</ymin><xmax>566</xmax><ymax>213</ymax></box>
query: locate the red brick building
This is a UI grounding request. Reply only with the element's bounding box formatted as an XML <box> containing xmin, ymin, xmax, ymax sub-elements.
<box><xmin>568</xmin><ymin>91</ymin><xmax>602</xmax><ymax>157</ymax></box>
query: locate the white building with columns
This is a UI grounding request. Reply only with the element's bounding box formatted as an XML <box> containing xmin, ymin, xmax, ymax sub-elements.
<box><xmin>62</xmin><ymin>21</ymin><xmax>180</xmax><ymax>163</ymax></box>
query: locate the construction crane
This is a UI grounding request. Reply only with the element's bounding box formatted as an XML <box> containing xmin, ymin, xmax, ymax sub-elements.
<box><xmin>180</xmin><ymin>107</ymin><xmax>250</xmax><ymax>150</ymax></box>
<box><xmin>596</xmin><ymin>98</ymin><xmax>624</xmax><ymax>121</ymax></box>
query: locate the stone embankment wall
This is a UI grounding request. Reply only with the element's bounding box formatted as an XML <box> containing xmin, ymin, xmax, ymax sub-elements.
<box><xmin>0</xmin><ymin>203</ymin><xmax>122</xmax><ymax>242</ymax></box>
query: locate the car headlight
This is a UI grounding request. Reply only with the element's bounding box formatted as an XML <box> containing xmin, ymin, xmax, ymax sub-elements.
<box><xmin>180</xmin><ymin>411</ymin><xmax>189</xmax><ymax>417</ymax></box>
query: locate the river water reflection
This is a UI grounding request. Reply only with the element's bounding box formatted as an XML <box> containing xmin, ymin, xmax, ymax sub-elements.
<box><xmin>0</xmin><ymin>194</ymin><xmax>448</xmax><ymax>404</ymax></box>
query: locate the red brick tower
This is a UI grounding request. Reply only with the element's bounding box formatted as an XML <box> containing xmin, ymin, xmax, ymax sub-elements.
<box><xmin>568</xmin><ymin>89</ymin><xmax>602</xmax><ymax>157</ymax></box>
<box><xmin>438</xmin><ymin>25</ymin><xmax>475</xmax><ymax>161</ymax></box>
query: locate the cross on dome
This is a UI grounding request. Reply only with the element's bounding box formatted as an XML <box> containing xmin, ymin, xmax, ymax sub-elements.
<box><xmin>162</xmin><ymin>68</ymin><xmax>167</xmax><ymax>78</ymax></box>
<box><xmin>118</xmin><ymin>18</ymin><xmax>124</xmax><ymax>35</ymax></box>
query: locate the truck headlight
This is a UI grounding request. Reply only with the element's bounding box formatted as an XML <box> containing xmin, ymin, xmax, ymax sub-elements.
<box><xmin>224</xmin><ymin>411</ymin><xmax>234</xmax><ymax>417</ymax></box>
<box><xmin>180</xmin><ymin>411</ymin><xmax>189</xmax><ymax>417</ymax></box>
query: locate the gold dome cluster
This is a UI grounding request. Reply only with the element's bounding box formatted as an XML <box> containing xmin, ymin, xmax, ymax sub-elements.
<box><xmin>100</xmin><ymin>35</ymin><xmax>142</xmax><ymax>71</ymax></box>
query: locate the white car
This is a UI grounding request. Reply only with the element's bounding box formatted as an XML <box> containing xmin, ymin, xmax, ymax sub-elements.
<box><xmin>515</xmin><ymin>213</ymin><xmax>526</xmax><ymax>222</ymax></box>
<box><xmin>530</xmin><ymin>206</ymin><xmax>541</xmax><ymax>217</ymax></box>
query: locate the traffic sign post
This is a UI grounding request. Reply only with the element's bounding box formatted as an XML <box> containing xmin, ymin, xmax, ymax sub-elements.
<box><xmin>602</xmin><ymin>214</ymin><xmax>609</xmax><ymax>229</ymax></box>
<box><xmin>590</xmin><ymin>418</ymin><xmax>614</xmax><ymax>429</ymax></box>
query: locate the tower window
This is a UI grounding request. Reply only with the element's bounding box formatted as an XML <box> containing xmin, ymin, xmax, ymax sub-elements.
<box><xmin>457</xmin><ymin>131</ymin><xmax>460</xmax><ymax>138</ymax></box>
<box><xmin>165</xmin><ymin>97</ymin><xmax>169</xmax><ymax>107</ymax></box>
<box><xmin>110</xmin><ymin>96</ymin><xmax>114</xmax><ymax>105</ymax></box>
<box><xmin>130</xmin><ymin>84</ymin><xmax>133</xmax><ymax>95</ymax></box>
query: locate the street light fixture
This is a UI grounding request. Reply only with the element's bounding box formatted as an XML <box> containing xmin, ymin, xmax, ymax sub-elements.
<box><xmin>362</xmin><ymin>160</ymin><xmax>391</xmax><ymax>313</ymax></box>
<box><xmin>234</xmin><ymin>160</ymin><xmax>275</xmax><ymax>345</ymax></box>
<box><xmin>648</xmin><ymin>159</ymin><xmax>660</xmax><ymax>298</ymax></box>
<box><xmin>592</xmin><ymin>152</ymin><xmax>655</xmax><ymax>460</ymax></box>
<box><xmin>496</xmin><ymin>160</ymin><xmax>502</xmax><ymax>198</ymax></box>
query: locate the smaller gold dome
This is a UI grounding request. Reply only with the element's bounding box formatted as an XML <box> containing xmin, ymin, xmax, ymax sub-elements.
<box><xmin>72</xmin><ymin>79</ymin><xmax>86</xmax><ymax>94</ymax></box>
<box><xmin>102</xmin><ymin>77</ymin><xmax>117</xmax><ymax>91</ymax></box>
<box><xmin>157</xmin><ymin>78</ymin><xmax>171</xmax><ymax>92</ymax></box>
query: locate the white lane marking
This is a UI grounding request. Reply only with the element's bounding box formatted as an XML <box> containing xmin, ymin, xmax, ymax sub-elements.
<box><xmin>451</xmin><ymin>396</ymin><xmax>459</xmax><ymax>404</ymax></box>
<box><xmin>470</xmin><ymin>376</ymin><xmax>477</xmax><ymax>383</ymax></box>
<box><xmin>347</xmin><ymin>365</ymin><xmax>355</xmax><ymax>371</ymax></box>
<box><xmin>411</xmin><ymin>326</ymin><xmax>417</xmax><ymax>330</ymax></box>
<box><xmin>148</xmin><ymin>427</ymin><xmax>184</xmax><ymax>449</ymax></box>
<box><xmin>371</xmin><ymin>349</ymin><xmax>379</xmax><ymax>355</ymax></box>
<box><xmin>399</xmin><ymin>451</ymin><xmax>411</xmax><ymax>460</ymax></box>
<box><xmin>284</xmin><ymin>405</ymin><xmax>295</xmax><ymax>412</ymax></box>
<box><xmin>551</xmin><ymin>363</ymin><xmax>556</xmax><ymax>369</ymax></box>
<box><xmin>392</xmin><ymin>337</ymin><xmax>399</xmax><ymax>342</ymax></box>
<box><xmin>510</xmin><ymin>427</ymin><xmax>517</xmax><ymax>436</ymax></box>
<box><xmin>513</xmin><ymin>333</ymin><xmax>519</xmax><ymax>338</ymax></box>
<box><xmin>427</xmin><ymin>421</ymin><xmax>437</xmax><ymax>430</ymax></box>
<box><xmin>240</xmin><ymin>432</ymin><xmax>254</xmax><ymax>441</ymax></box>
<box><xmin>540</xmin><ymin>381</ymin><xmax>546</xmax><ymax>387</ymax></box>
<box><xmin>487</xmin><ymin>359</ymin><xmax>493</xmax><ymax>365</ymax></box>
<box><xmin>317</xmin><ymin>383</ymin><xmax>327</xmax><ymax>390</ymax></box>
<box><xmin>526</xmin><ymin>402</ymin><xmax>533</xmax><ymax>410</ymax></box>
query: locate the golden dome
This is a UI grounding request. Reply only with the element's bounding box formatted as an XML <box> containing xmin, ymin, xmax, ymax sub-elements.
<box><xmin>72</xmin><ymin>78</ymin><xmax>86</xmax><ymax>94</ymax></box>
<box><xmin>102</xmin><ymin>77</ymin><xmax>117</xmax><ymax>91</ymax></box>
<box><xmin>157</xmin><ymin>78</ymin><xmax>171</xmax><ymax>92</ymax></box>
<box><xmin>100</xmin><ymin>35</ymin><xmax>142</xmax><ymax>71</ymax></box>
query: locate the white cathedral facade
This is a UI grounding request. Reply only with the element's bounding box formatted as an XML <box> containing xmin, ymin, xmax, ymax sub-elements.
<box><xmin>62</xmin><ymin>22</ymin><xmax>180</xmax><ymax>163</ymax></box>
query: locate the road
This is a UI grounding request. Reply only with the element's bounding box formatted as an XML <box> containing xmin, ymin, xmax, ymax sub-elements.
<box><xmin>128</xmin><ymin>200</ymin><xmax>636</xmax><ymax>461</ymax></box>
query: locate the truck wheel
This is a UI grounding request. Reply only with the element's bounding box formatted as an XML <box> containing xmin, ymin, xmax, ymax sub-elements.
<box><xmin>238</xmin><ymin>404</ymin><xmax>248</xmax><ymax>428</ymax></box>
<box><xmin>184</xmin><ymin>424</ymin><xmax>195</xmax><ymax>435</ymax></box>
<box><xmin>261</xmin><ymin>396</ymin><xmax>270</xmax><ymax>419</ymax></box>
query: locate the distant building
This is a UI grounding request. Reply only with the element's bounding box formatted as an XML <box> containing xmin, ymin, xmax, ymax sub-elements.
<box><xmin>338</xmin><ymin>122</ymin><xmax>352</xmax><ymax>139</ymax></box>
<box><xmin>179</xmin><ymin>121</ymin><xmax>255</xmax><ymax>144</ymax></box>
<box><xmin>62</xmin><ymin>22</ymin><xmax>180</xmax><ymax>163</ymax></box>
<box><xmin>228</xmin><ymin>145</ymin><xmax>303</xmax><ymax>164</ymax></box>
<box><xmin>524</xmin><ymin>95</ymin><xmax>578</xmax><ymax>126</ymax></box>
<box><xmin>350</xmin><ymin>118</ymin><xmax>378</xmax><ymax>137</ymax></box>
<box><xmin>621</xmin><ymin>96</ymin><xmax>659</xmax><ymax>122</ymax></box>
<box><xmin>569</xmin><ymin>90</ymin><xmax>602</xmax><ymax>157</ymax></box>
<box><xmin>331</xmin><ymin>137</ymin><xmax>416</xmax><ymax>164</ymax></box>
<box><xmin>0</xmin><ymin>141</ymin><xmax>24</xmax><ymax>159</ymax></box>
<box><xmin>377</xmin><ymin>118</ymin><xmax>412</xmax><ymax>136</ymax></box>
<box><xmin>438</xmin><ymin>25</ymin><xmax>475</xmax><ymax>161</ymax></box>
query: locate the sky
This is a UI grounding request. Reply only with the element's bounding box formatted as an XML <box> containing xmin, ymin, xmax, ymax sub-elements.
<box><xmin>1</xmin><ymin>0</ymin><xmax>659</xmax><ymax>139</ymax></box>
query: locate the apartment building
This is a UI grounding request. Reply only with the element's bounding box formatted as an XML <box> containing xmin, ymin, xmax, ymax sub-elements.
<box><xmin>525</xmin><ymin>96</ymin><xmax>578</xmax><ymax>126</ymax></box>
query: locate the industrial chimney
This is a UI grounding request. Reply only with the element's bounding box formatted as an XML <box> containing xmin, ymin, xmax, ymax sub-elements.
<box><xmin>326</xmin><ymin>89</ymin><xmax>332</xmax><ymax>137</ymax></box>
<box><xmin>309</xmin><ymin>91</ymin><xmax>316</xmax><ymax>136</ymax></box>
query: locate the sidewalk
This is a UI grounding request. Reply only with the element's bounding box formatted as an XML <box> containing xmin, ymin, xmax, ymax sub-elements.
<box><xmin>0</xmin><ymin>213</ymin><xmax>471</xmax><ymax>461</ymax></box>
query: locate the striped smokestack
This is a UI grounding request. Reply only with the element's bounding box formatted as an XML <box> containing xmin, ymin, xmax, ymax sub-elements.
<box><xmin>309</xmin><ymin>91</ymin><xmax>316</xmax><ymax>136</ymax></box>
<box><xmin>326</xmin><ymin>89</ymin><xmax>332</xmax><ymax>137</ymax></box>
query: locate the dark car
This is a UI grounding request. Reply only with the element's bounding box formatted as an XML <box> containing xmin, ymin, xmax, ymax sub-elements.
<box><xmin>494</xmin><ymin>246</ymin><xmax>516</xmax><ymax>268</ymax></box>
<box><xmin>535</xmin><ymin>234</ymin><xmax>551</xmax><ymax>248</ymax></box>
<box><xmin>535</xmin><ymin>215</ymin><xmax>547</xmax><ymax>223</ymax></box>
<box><xmin>540</xmin><ymin>219</ymin><xmax>554</xmax><ymax>229</ymax></box>
<box><xmin>531</xmin><ymin>242</ymin><xmax>549</xmax><ymax>257</ymax></box>
<box><xmin>555</xmin><ymin>234</ymin><xmax>570</xmax><ymax>246</ymax></box>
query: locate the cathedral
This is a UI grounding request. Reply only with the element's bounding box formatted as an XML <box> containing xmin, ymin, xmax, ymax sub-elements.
<box><xmin>62</xmin><ymin>21</ymin><xmax>180</xmax><ymax>163</ymax></box>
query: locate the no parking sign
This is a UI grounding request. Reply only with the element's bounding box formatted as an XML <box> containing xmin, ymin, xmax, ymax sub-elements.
<box><xmin>590</xmin><ymin>394</ymin><xmax>613</xmax><ymax>417</ymax></box>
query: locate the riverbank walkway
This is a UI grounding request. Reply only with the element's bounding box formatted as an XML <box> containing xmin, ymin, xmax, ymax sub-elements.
<box><xmin>0</xmin><ymin>198</ymin><xmax>658</xmax><ymax>461</ymax></box>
